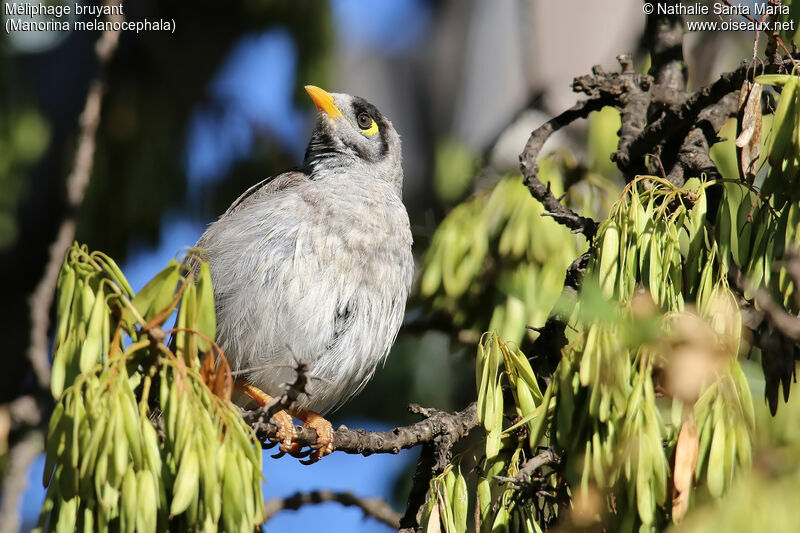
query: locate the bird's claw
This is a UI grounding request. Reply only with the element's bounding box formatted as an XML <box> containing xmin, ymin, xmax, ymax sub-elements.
<box><xmin>297</xmin><ymin>410</ymin><xmax>334</xmax><ymax>463</ymax></box>
<box><xmin>272</xmin><ymin>409</ymin><xmax>299</xmax><ymax>452</ymax></box>
<box><xmin>235</xmin><ymin>382</ymin><xmax>334</xmax><ymax>462</ymax></box>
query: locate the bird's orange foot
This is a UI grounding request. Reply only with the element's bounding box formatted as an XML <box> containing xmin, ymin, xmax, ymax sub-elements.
<box><xmin>293</xmin><ymin>409</ymin><xmax>334</xmax><ymax>464</ymax></box>
<box><xmin>235</xmin><ymin>383</ymin><xmax>301</xmax><ymax>455</ymax></box>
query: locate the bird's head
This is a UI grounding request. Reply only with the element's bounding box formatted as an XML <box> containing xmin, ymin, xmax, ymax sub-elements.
<box><xmin>303</xmin><ymin>85</ymin><xmax>402</xmax><ymax>194</ymax></box>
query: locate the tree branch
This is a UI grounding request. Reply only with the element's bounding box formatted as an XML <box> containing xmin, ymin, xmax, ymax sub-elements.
<box><xmin>644</xmin><ymin>11</ymin><xmax>687</xmax><ymax>90</ymax></box>
<box><xmin>616</xmin><ymin>57</ymin><xmax>797</xmax><ymax>182</ymax></box>
<box><xmin>244</xmin><ymin>402</ymin><xmax>478</xmax><ymax>533</ymax></box>
<box><xmin>4</xmin><ymin>9</ymin><xmax>122</xmax><ymax>533</ymax></box>
<box><xmin>0</xmin><ymin>431</ymin><xmax>45</xmax><ymax>533</ymax></box>
<box><xmin>729</xmin><ymin>263</ymin><xmax>800</xmax><ymax>415</ymax></box>
<box><xmin>519</xmin><ymin>97</ymin><xmax>606</xmax><ymax>240</ymax></box>
<box><xmin>730</xmin><ymin>265</ymin><xmax>800</xmax><ymax>340</ymax></box>
<box><xmin>666</xmin><ymin>92</ymin><xmax>739</xmax><ymax>185</ymax></box>
<box><xmin>263</xmin><ymin>490</ymin><xmax>401</xmax><ymax>529</ymax></box>
<box><xmin>243</xmin><ymin>402</ymin><xmax>478</xmax><ymax>457</ymax></box>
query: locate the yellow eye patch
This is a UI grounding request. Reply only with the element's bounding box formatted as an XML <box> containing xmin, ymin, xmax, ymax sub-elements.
<box><xmin>362</xmin><ymin>119</ymin><xmax>379</xmax><ymax>136</ymax></box>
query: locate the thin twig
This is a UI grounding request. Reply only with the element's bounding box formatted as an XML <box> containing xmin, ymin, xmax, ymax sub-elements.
<box><xmin>0</xmin><ymin>431</ymin><xmax>45</xmax><ymax>533</ymax></box>
<box><xmin>494</xmin><ymin>449</ymin><xmax>560</xmax><ymax>490</ymax></box>
<box><xmin>263</xmin><ymin>490</ymin><xmax>401</xmax><ymax>529</ymax></box>
<box><xmin>399</xmin><ymin>442</ymin><xmax>437</xmax><ymax>533</ymax></box>
<box><xmin>518</xmin><ymin>98</ymin><xmax>606</xmax><ymax>240</ymax></box>
<box><xmin>264</xmin><ymin>357</ymin><xmax>311</xmax><ymax>420</ymax></box>
<box><xmin>26</xmin><ymin>7</ymin><xmax>122</xmax><ymax>391</ymax></box>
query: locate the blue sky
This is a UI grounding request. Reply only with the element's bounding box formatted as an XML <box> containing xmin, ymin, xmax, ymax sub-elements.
<box><xmin>21</xmin><ymin>421</ymin><xmax>418</xmax><ymax>533</ymax></box>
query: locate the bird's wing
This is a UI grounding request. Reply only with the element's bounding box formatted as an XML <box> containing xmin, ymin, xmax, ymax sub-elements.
<box><xmin>221</xmin><ymin>169</ymin><xmax>309</xmax><ymax>217</ymax></box>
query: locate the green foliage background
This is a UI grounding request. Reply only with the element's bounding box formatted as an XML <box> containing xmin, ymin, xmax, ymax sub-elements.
<box><xmin>414</xmin><ymin>70</ymin><xmax>800</xmax><ymax>532</ymax></box>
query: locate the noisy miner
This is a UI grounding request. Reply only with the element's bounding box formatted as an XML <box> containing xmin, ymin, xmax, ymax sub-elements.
<box><xmin>195</xmin><ymin>86</ymin><xmax>413</xmax><ymax>462</ymax></box>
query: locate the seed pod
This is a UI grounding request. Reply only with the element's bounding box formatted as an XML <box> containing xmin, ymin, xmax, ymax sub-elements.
<box><xmin>170</xmin><ymin>447</ymin><xmax>199</xmax><ymax>517</ymax></box>
<box><xmin>598</xmin><ymin>226</ymin><xmax>620</xmax><ymax>298</ymax></box>
<box><xmin>123</xmin><ymin>259</ymin><xmax>180</xmax><ymax>328</ymax></box>
<box><xmin>221</xmin><ymin>445</ymin><xmax>244</xmax><ymax>533</ymax></box>
<box><xmin>78</xmin><ymin>280</ymin><xmax>95</xmax><ymax>324</ymax></box>
<box><xmin>195</xmin><ymin>261</ymin><xmax>217</xmax><ymax>352</ymax></box>
<box><xmin>78</xmin><ymin>284</ymin><xmax>105</xmax><ymax>373</ymax></box>
<box><xmin>724</xmin><ymin>420</ymin><xmax>737</xmax><ymax>489</ymax></box>
<box><xmin>766</xmin><ymin>76</ymin><xmax>797</xmax><ymax>168</ymax></box>
<box><xmin>43</xmin><ymin>403</ymin><xmax>66</xmax><ymax>487</ymax></box>
<box><xmin>112</xmin><ymin>401</ymin><xmax>130</xmax><ymax>484</ymax></box>
<box><xmin>78</xmin><ymin>412</ymin><xmax>107</xmax><ymax>479</ymax></box>
<box><xmin>452</xmin><ymin>468</ymin><xmax>468</xmax><ymax>533</ymax></box>
<box><xmin>136</xmin><ymin>470</ymin><xmax>158</xmax><ymax>533</ymax></box>
<box><xmin>93</xmin><ymin>450</ymin><xmax>108</xmax><ymax>499</ymax></box>
<box><xmin>236</xmin><ymin>448</ymin><xmax>258</xmax><ymax>525</ymax></box>
<box><xmin>508</xmin><ymin>349</ymin><xmax>542</xmax><ymax>403</ymax></box>
<box><xmin>486</xmin><ymin>380</ymin><xmax>504</xmax><ymax>459</ymax></box>
<box><xmin>491</xmin><ymin>505</ymin><xmax>511</xmax><ymax>532</ymax></box>
<box><xmin>55</xmin><ymin>495</ymin><xmax>78</xmax><ymax>533</ymax></box>
<box><xmin>438</xmin><ymin>471</ymin><xmax>455</xmax><ymax>532</ymax></box>
<box><xmin>92</xmin><ymin>250</ymin><xmax>135</xmax><ymax>298</ymax></box>
<box><xmin>734</xmin><ymin>419</ymin><xmax>752</xmax><ymax>470</ymax></box>
<box><xmin>121</xmin><ymin>467</ymin><xmax>137</xmax><ymax>533</ymax></box>
<box><xmin>706</xmin><ymin>414</ymin><xmax>727</xmax><ymax>498</ymax></box>
<box><xmin>70</xmin><ymin>394</ymin><xmax>85</xmax><ymax>470</ymax></box>
<box><xmin>119</xmin><ymin>385</ymin><xmax>143</xmax><ymax>470</ymax></box>
<box><xmin>636</xmin><ymin>445</ymin><xmax>654</xmax><ymax>525</ymax></box>
<box><xmin>50</xmin><ymin>350</ymin><xmax>67</xmax><ymax>401</ymax></box>
<box><xmin>579</xmin><ymin>325</ymin><xmax>599</xmax><ymax>387</ymax></box>
<box><xmin>591</xmin><ymin>430</ymin><xmax>606</xmax><ymax>487</ymax></box>
<box><xmin>476</xmin><ymin>342</ymin><xmax>492</xmax><ymax>426</ymax></box>
<box><xmin>55</xmin><ymin>265</ymin><xmax>76</xmax><ymax>349</ymax></box>
<box><xmin>141</xmin><ymin>418</ymin><xmax>162</xmax><ymax>476</ymax></box>
<box><xmin>528</xmin><ymin>381</ymin><xmax>554</xmax><ymax>450</ymax></box>
<box><xmin>515</xmin><ymin>377</ymin><xmax>538</xmax><ymax>419</ymax></box>
<box><xmin>748</xmin><ymin>203</ymin><xmax>771</xmax><ymax>271</ymax></box>
<box><xmin>647</xmin><ymin>231</ymin><xmax>664</xmax><ymax>303</ymax></box>
<box><xmin>731</xmin><ymin>361</ymin><xmax>755</xmax><ymax>430</ymax></box>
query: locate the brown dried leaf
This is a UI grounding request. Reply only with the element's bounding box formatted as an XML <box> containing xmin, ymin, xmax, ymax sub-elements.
<box><xmin>426</xmin><ymin>499</ymin><xmax>442</xmax><ymax>533</ymax></box>
<box><xmin>198</xmin><ymin>348</ymin><xmax>234</xmax><ymax>402</ymax></box>
<box><xmin>672</xmin><ymin>415</ymin><xmax>699</xmax><ymax>521</ymax></box>
<box><xmin>211</xmin><ymin>351</ymin><xmax>234</xmax><ymax>402</ymax></box>
<box><xmin>200</xmin><ymin>351</ymin><xmax>215</xmax><ymax>385</ymax></box>
<box><xmin>736</xmin><ymin>80</ymin><xmax>763</xmax><ymax>183</ymax></box>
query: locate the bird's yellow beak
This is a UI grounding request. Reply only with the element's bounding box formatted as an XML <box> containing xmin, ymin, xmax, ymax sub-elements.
<box><xmin>305</xmin><ymin>85</ymin><xmax>343</xmax><ymax>119</ymax></box>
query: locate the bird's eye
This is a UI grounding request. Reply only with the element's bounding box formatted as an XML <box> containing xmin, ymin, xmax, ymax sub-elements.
<box><xmin>356</xmin><ymin>112</ymin><xmax>379</xmax><ymax>136</ymax></box>
<box><xmin>357</xmin><ymin>112</ymin><xmax>372</xmax><ymax>129</ymax></box>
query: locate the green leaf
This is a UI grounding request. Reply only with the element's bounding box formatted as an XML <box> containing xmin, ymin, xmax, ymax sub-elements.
<box><xmin>122</xmin><ymin>260</ymin><xmax>180</xmax><ymax>328</ymax></box>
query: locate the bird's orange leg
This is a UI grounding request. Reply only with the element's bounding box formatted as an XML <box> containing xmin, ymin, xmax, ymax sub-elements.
<box><xmin>235</xmin><ymin>383</ymin><xmax>301</xmax><ymax>455</ymax></box>
<box><xmin>290</xmin><ymin>408</ymin><xmax>334</xmax><ymax>463</ymax></box>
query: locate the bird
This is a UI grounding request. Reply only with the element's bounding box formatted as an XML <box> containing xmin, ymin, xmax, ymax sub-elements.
<box><xmin>194</xmin><ymin>85</ymin><xmax>413</xmax><ymax>462</ymax></box>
